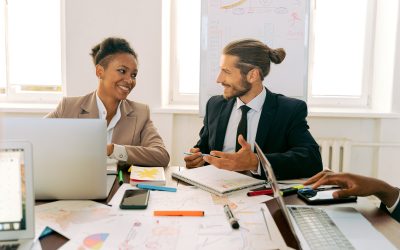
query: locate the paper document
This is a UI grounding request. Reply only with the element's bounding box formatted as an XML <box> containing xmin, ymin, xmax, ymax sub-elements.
<box><xmin>37</xmin><ymin>188</ymin><xmax>282</xmax><ymax>249</ymax></box>
<box><xmin>172</xmin><ymin>165</ymin><xmax>266</xmax><ymax>196</ymax></box>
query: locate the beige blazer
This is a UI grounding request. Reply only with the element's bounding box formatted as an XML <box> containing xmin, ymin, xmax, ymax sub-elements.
<box><xmin>46</xmin><ymin>92</ymin><xmax>170</xmax><ymax>167</ymax></box>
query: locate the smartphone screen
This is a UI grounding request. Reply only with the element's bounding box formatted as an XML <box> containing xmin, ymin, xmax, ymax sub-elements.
<box><xmin>120</xmin><ymin>189</ymin><xmax>150</xmax><ymax>209</ymax></box>
<box><xmin>298</xmin><ymin>188</ymin><xmax>357</xmax><ymax>205</ymax></box>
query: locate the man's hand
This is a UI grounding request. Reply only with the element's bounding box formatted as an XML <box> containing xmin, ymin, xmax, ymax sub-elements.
<box><xmin>203</xmin><ymin>135</ymin><xmax>258</xmax><ymax>171</ymax></box>
<box><xmin>184</xmin><ymin>148</ymin><xmax>205</xmax><ymax>169</ymax></box>
<box><xmin>303</xmin><ymin>170</ymin><xmax>399</xmax><ymax>207</ymax></box>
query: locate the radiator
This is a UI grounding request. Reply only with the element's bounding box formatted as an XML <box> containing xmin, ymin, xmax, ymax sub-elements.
<box><xmin>316</xmin><ymin>138</ymin><xmax>351</xmax><ymax>172</ymax></box>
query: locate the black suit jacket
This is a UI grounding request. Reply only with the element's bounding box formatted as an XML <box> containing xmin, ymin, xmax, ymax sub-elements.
<box><xmin>380</xmin><ymin>201</ymin><xmax>400</xmax><ymax>223</ymax></box>
<box><xmin>195</xmin><ymin>88</ymin><xmax>322</xmax><ymax>180</ymax></box>
<box><xmin>392</xmin><ymin>203</ymin><xmax>400</xmax><ymax>222</ymax></box>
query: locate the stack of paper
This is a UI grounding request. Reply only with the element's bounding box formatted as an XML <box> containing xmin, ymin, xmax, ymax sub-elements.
<box><xmin>130</xmin><ymin>166</ymin><xmax>166</xmax><ymax>186</ymax></box>
<box><xmin>172</xmin><ymin>165</ymin><xmax>266</xmax><ymax>196</ymax></box>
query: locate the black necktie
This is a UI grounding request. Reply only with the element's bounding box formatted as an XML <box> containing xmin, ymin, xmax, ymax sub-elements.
<box><xmin>236</xmin><ymin>105</ymin><xmax>251</xmax><ymax>152</ymax></box>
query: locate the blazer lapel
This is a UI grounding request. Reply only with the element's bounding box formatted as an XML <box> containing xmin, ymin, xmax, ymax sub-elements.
<box><xmin>255</xmin><ymin>88</ymin><xmax>278</xmax><ymax>150</ymax></box>
<box><xmin>78</xmin><ymin>92</ymin><xmax>99</xmax><ymax>118</ymax></box>
<box><xmin>214</xmin><ymin>98</ymin><xmax>235</xmax><ymax>151</ymax></box>
<box><xmin>112</xmin><ymin>101</ymin><xmax>136</xmax><ymax>145</ymax></box>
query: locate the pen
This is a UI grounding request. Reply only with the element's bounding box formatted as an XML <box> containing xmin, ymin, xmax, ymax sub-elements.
<box><xmin>137</xmin><ymin>183</ymin><xmax>177</xmax><ymax>192</ymax></box>
<box><xmin>183</xmin><ymin>152</ymin><xmax>221</xmax><ymax>158</ymax></box>
<box><xmin>224</xmin><ymin>204</ymin><xmax>239</xmax><ymax>229</ymax></box>
<box><xmin>154</xmin><ymin>210</ymin><xmax>204</xmax><ymax>216</ymax></box>
<box><xmin>279</xmin><ymin>184</ymin><xmax>304</xmax><ymax>197</ymax></box>
<box><xmin>247</xmin><ymin>189</ymin><xmax>273</xmax><ymax>196</ymax></box>
<box><xmin>118</xmin><ymin>170</ymin><xmax>124</xmax><ymax>185</ymax></box>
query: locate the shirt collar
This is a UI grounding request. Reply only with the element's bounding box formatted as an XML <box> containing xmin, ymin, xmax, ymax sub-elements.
<box><xmin>95</xmin><ymin>91</ymin><xmax>122</xmax><ymax>122</ymax></box>
<box><xmin>235</xmin><ymin>87</ymin><xmax>266</xmax><ymax>112</ymax></box>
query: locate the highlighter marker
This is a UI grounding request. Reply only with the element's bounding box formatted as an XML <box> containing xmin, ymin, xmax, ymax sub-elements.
<box><xmin>280</xmin><ymin>185</ymin><xmax>304</xmax><ymax>197</ymax></box>
<box><xmin>154</xmin><ymin>210</ymin><xmax>204</xmax><ymax>216</ymax></box>
<box><xmin>224</xmin><ymin>204</ymin><xmax>239</xmax><ymax>229</ymax></box>
<box><xmin>247</xmin><ymin>189</ymin><xmax>273</xmax><ymax>197</ymax></box>
<box><xmin>118</xmin><ymin>170</ymin><xmax>124</xmax><ymax>185</ymax></box>
<box><xmin>137</xmin><ymin>184</ymin><xmax>177</xmax><ymax>192</ymax></box>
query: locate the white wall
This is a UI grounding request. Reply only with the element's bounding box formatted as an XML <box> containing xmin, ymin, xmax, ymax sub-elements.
<box><xmin>2</xmin><ymin>0</ymin><xmax>400</xmax><ymax>187</ymax></box>
<box><xmin>63</xmin><ymin>0</ymin><xmax>162</xmax><ymax>108</ymax></box>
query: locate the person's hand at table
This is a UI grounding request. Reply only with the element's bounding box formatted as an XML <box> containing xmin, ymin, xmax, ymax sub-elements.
<box><xmin>303</xmin><ymin>170</ymin><xmax>399</xmax><ymax>207</ymax></box>
<box><xmin>203</xmin><ymin>135</ymin><xmax>258</xmax><ymax>171</ymax></box>
<box><xmin>184</xmin><ymin>147</ymin><xmax>205</xmax><ymax>168</ymax></box>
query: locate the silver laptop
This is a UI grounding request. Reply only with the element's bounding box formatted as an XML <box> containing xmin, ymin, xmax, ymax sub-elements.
<box><xmin>0</xmin><ymin>141</ymin><xmax>34</xmax><ymax>250</ymax></box>
<box><xmin>1</xmin><ymin>118</ymin><xmax>112</xmax><ymax>200</ymax></box>
<box><xmin>254</xmin><ymin>142</ymin><xmax>396</xmax><ymax>250</ymax></box>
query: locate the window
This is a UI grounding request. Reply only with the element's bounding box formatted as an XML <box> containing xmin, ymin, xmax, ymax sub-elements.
<box><xmin>0</xmin><ymin>0</ymin><xmax>61</xmax><ymax>103</ymax></box>
<box><xmin>167</xmin><ymin>0</ymin><xmax>201</xmax><ymax>104</ymax></box>
<box><xmin>0</xmin><ymin>1</ymin><xmax>6</xmax><ymax>94</ymax></box>
<box><xmin>308</xmin><ymin>0</ymin><xmax>374</xmax><ymax>106</ymax></box>
<box><xmin>167</xmin><ymin>0</ymin><xmax>397</xmax><ymax>110</ymax></box>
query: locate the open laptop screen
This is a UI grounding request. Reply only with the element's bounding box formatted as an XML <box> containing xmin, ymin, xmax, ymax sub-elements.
<box><xmin>1</xmin><ymin>118</ymin><xmax>107</xmax><ymax>199</ymax></box>
<box><xmin>0</xmin><ymin>148</ymin><xmax>27</xmax><ymax>232</ymax></box>
<box><xmin>0</xmin><ymin>141</ymin><xmax>34</xmax><ymax>240</ymax></box>
<box><xmin>255</xmin><ymin>142</ymin><xmax>301</xmax><ymax>249</ymax></box>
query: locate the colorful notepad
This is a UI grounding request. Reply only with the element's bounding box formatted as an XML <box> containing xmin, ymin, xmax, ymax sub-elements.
<box><xmin>172</xmin><ymin>165</ymin><xmax>266</xmax><ymax>196</ymax></box>
<box><xmin>130</xmin><ymin>166</ymin><xmax>166</xmax><ymax>186</ymax></box>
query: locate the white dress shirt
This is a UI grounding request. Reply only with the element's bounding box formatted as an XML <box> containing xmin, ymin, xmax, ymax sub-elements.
<box><xmin>96</xmin><ymin>92</ymin><xmax>128</xmax><ymax>162</ymax></box>
<box><xmin>222</xmin><ymin>88</ymin><xmax>266</xmax><ymax>174</ymax></box>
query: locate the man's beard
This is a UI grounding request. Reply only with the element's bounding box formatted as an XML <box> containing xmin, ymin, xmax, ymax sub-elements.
<box><xmin>223</xmin><ymin>78</ymin><xmax>252</xmax><ymax>100</ymax></box>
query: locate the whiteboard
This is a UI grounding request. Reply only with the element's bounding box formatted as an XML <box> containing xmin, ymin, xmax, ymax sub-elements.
<box><xmin>200</xmin><ymin>0</ymin><xmax>310</xmax><ymax>116</ymax></box>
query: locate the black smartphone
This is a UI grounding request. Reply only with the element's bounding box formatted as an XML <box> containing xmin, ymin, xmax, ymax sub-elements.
<box><xmin>297</xmin><ymin>188</ymin><xmax>357</xmax><ymax>205</ymax></box>
<box><xmin>120</xmin><ymin>189</ymin><xmax>150</xmax><ymax>209</ymax></box>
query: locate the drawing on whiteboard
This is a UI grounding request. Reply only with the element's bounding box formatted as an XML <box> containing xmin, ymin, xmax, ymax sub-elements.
<box><xmin>290</xmin><ymin>11</ymin><xmax>302</xmax><ymax>26</ymax></box>
<box><xmin>200</xmin><ymin>0</ymin><xmax>309</xmax><ymax>116</ymax></box>
<box><xmin>221</xmin><ymin>0</ymin><xmax>247</xmax><ymax>9</ymax></box>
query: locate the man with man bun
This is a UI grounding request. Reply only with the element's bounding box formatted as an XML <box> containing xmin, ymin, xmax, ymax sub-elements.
<box><xmin>184</xmin><ymin>39</ymin><xmax>322</xmax><ymax>179</ymax></box>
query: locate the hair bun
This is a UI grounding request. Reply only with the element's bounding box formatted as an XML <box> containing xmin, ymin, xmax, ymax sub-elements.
<box><xmin>90</xmin><ymin>37</ymin><xmax>137</xmax><ymax>66</ymax></box>
<box><xmin>269</xmin><ymin>48</ymin><xmax>286</xmax><ymax>64</ymax></box>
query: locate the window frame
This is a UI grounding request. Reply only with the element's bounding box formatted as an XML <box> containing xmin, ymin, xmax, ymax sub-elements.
<box><xmin>307</xmin><ymin>0</ymin><xmax>376</xmax><ymax>107</ymax></box>
<box><xmin>0</xmin><ymin>0</ymin><xmax>63</xmax><ymax>104</ymax></box>
<box><xmin>165</xmin><ymin>0</ymin><xmax>200</xmax><ymax>105</ymax></box>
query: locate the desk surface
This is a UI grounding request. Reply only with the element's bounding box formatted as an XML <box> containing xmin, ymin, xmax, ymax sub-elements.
<box><xmin>39</xmin><ymin>166</ymin><xmax>400</xmax><ymax>249</ymax></box>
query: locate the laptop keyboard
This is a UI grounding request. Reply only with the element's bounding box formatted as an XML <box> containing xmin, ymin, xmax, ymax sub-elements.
<box><xmin>288</xmin><ymin>206</ymin><xmax>355</xmax><ymax>250</ymax></box>
<box><xmin>0</xmin><ymin>243</ymin><xmax>20</xmax><ymax>250</ymax></box>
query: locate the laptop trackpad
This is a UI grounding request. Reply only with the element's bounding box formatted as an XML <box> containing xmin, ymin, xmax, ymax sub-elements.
<box><xmin>325</xmin><ymin>207</ymin><xmax>396</xmax><ymax>249</ymax></box>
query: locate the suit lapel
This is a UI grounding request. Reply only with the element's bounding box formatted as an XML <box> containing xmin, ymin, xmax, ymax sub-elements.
<box><xmin>112</xmin><ymin>101</ymin><xmax>136</xmax><ymax>145</ymax></box>
<box><xmin>214</xmin><ymin>98</ymin><xmax>235</xmax><ymax>151</ymax></box>
<box><xmin>78</xmin><ymin>92</ymin><xmax>99</xmax><ymax>118</ymax></box>
<box><xmin>255</xmin><ymin>88</ymin><xmax>277</xmax><ymax>150</ymax></box>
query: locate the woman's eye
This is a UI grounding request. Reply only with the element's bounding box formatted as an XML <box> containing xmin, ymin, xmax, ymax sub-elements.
<box><xmin>131</xmin><ymin>74</ymin><xmax>137</xmax><ymax>79</ymax></box>
<box><xmin>118</xmin><ymin>69</ymin><xmax>126</xmax><ymax>74</ymax></box>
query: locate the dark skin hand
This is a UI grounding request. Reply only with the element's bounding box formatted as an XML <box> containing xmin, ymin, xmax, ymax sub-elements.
<box><xmin>303</xmin><ymin>170</ymin><xmax>399</xmax><ymax>207</ymax></box>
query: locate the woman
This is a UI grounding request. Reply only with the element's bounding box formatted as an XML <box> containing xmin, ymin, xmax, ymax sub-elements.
<box><xmin>47</xmin><ymin>37</ymin><xmax>169</xmax><ymax>167</ymax></box>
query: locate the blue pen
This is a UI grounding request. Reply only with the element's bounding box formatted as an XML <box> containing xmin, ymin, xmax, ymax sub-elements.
<box><xmin>137</xmin><ymin>183</ymin><xmax>177</xmax><ymax>192</ymax></box>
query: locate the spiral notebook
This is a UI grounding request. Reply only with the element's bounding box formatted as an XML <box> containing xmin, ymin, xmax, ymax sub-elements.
<box><xmin>172</xmin><ymin>165</ymin><xmax>266</xmax><ymax>196</ymax></box>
